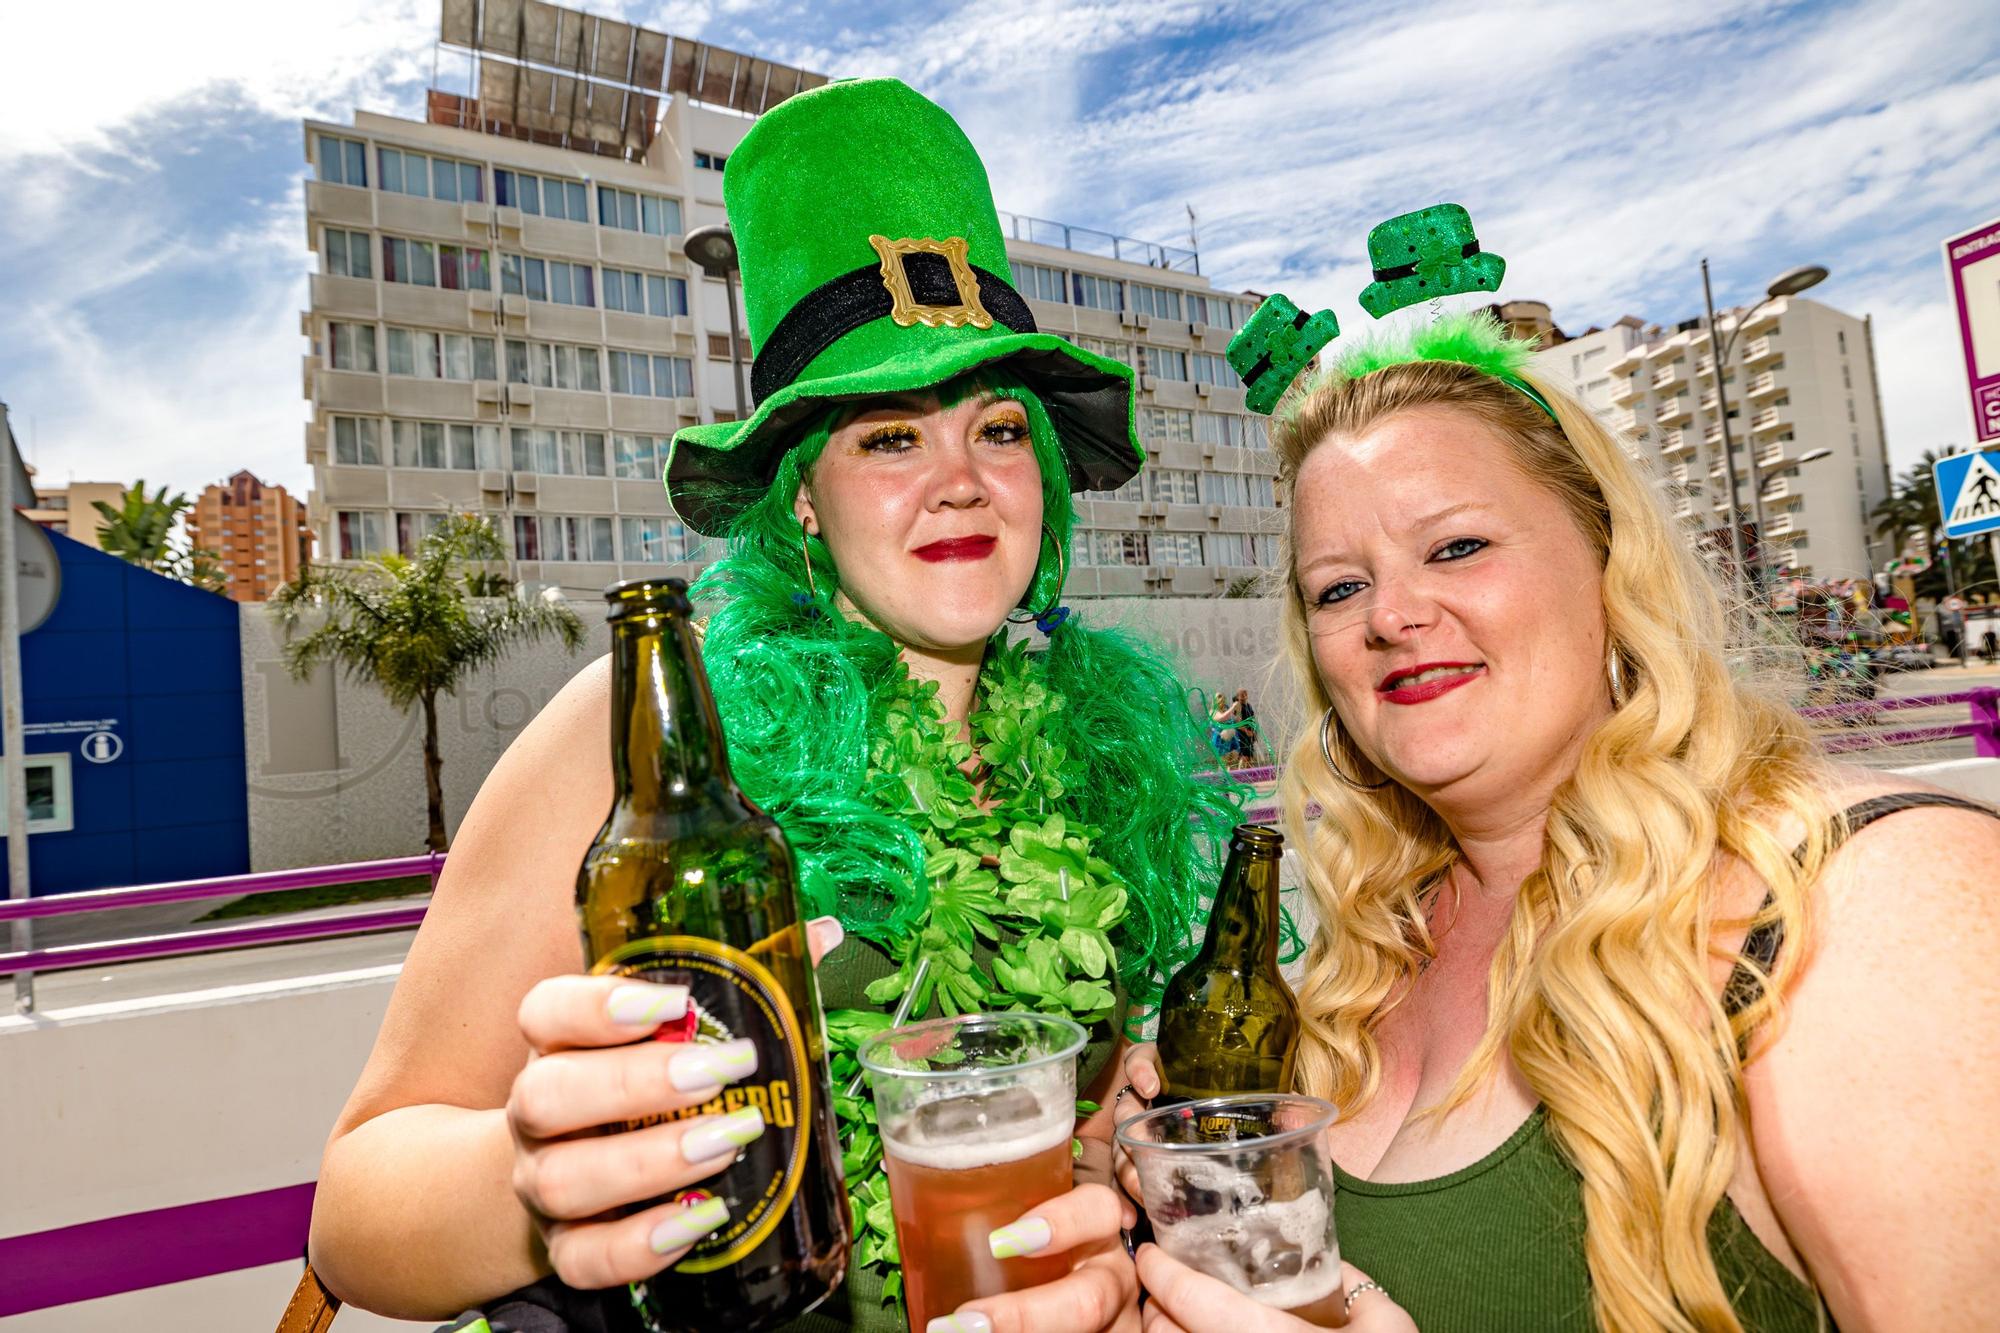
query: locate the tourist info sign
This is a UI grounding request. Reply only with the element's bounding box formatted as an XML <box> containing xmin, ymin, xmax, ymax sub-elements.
<box><xmin>1933</xmin><ymin>449</ymin><xmax>2000</xmax><ymax>539</ymax></box>
<box><xmin>1944</xmin><ymin>215</ymin><xmax>2000</xmax><ymax>445</ymax></box>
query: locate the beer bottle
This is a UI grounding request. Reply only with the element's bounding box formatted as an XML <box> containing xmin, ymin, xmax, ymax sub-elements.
<box><xmin>1154</xmin><ymin>825</ymin><xmax>1300</xmax><ymax>1102</ymax></box>
<box><xmin>578</xmin><ymin>578</ymin><xmax>850</xmax><ymax>1331</ymax></box>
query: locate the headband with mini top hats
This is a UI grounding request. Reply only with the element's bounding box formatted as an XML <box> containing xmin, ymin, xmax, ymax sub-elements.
<box><xmin>664</xmin><ymin>78</ymin><xmax>1144</xmax><ymax>536</ymax></box>
<box><xmin>1225</xmin><ymin>203</ymin><xmax>1555</xmax><ymax>424</ymax></box>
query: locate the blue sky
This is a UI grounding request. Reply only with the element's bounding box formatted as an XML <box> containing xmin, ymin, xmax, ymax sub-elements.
<box><xmin>2</xmin><ymin>0</ymin><xmax>1996</xmax><ymax>504</ymax></box>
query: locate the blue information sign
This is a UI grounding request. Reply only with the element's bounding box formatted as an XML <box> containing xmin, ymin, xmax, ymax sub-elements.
<box><xmin>1932</xmin><ymin>448</ymin><xmax>2000</xmax><ymax>539</ymax></box>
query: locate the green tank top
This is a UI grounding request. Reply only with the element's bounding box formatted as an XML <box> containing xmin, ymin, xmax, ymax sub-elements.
<box><xmin>782</xmin><ymin>933</ymin><xmax>1127</xmax><ymax>1333</ymax></box>
<box><xmin>1331</xmin><ymin>1107</ymin><xmax>1822</xmax><ymax>1331</ymax></box>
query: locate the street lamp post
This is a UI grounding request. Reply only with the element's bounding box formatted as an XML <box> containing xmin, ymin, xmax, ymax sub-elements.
<box><xmin>1700</xmin><ymin>260</ymin><xmax>1828</xmax><ymax>603</ymax></box>
<box><xmin>683</xmin><ymin>225</ymin><xmax>748</xmax><ymax>421</ymax></box>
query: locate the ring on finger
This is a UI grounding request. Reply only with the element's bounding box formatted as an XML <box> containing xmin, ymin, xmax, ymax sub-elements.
<box><xmin>1343</xmin><ymin>1279</ymin><xmax>1387</xmax><ymax>1315</ymax></box>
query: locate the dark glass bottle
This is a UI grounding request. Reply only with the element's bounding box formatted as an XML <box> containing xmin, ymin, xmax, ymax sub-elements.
<box><xmin>1154</xmin><ymin>824</ymin><xmax>1300</xmax><ymax>1102</ymax></box>
<box><xmin>577</xmin><ymin>578</ymin><xmax>849</xmax><ymax>1332</ymax></box>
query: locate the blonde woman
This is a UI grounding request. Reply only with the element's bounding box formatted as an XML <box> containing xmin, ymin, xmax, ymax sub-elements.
<box><xmin>1123</xmin><ymin>315</ymin><xmax>2000</xmax><ymax>1332</ymax></box>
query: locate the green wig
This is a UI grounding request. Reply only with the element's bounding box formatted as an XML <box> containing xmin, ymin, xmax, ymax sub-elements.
<box><xmin>689</xmin><ymin>375</ymin><xmax>1243</xmax><ymax>1006</ymax></box>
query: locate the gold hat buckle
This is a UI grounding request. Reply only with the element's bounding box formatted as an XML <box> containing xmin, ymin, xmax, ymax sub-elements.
<box><xmin>869</xmin><ymin>234</ymin><xmax>994</xmax><ymax>330</ymax></box>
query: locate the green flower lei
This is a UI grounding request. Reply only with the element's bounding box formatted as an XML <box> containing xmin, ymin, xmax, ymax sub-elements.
<box><xmin>822</xmin><ymin>634</ymin><xmax>1128</xmax><ymax>1307</ymax></box>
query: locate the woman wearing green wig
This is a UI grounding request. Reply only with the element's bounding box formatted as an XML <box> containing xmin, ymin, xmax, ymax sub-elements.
<box><xmin>306</xmin><ymin>78</ymin><xmax>1239</xmax><ymax>1333</ymax></box>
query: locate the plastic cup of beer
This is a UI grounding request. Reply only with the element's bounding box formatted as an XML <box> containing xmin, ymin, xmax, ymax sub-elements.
<box><xmin>1115</xmin><ymin>1095</ymin><xmax>1343</xmax><ymax>1325</ymax></box>
<box><xmin>856</xmin><ymin>1012</ymin><xmax>1086</xmax><ymax>1328</ymax></box>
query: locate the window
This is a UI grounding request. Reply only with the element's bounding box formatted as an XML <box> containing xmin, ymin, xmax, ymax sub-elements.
<box><xmin>1195</xmin><ymin>412</ymin><xmax>1246</xmax><ymax>448</ymax></box>
<box><xmin>1153</xmin><ymin>532</ymin><xmax>1203</xmax><ymax>565</ymax></box>
<box><xmin>609</xmin><ymin>351</ymin><xmax>694</xmax><ymax>399</ymax></box>
<box><xmin>1206</xmin><ymin>532</ymin><xmax>1276</xmax><ymax>567</ymax></box>
<box><xmin>385</xmin><ymin>329</ymin><xmax>496</xmax><ymax>381</ymax></box>
<box><xmin>317</xmin><ymin>134</ymin><xmax>367</xmax><ymax>188</ymax></box>
<box><xmin>1191</xmin><ymin>352</ymin><xmax>1237</xmax><ymax>387</ymax></box>
<box><xmin>501</xmin><ymin>255</ymin><xmax>594</xmax><ymax>307</ymax></box>
<box><xmin>329</xmin><ymin>322</ymin><xmax>378</xmax><ymax>372</ymax></box>
<box><xmin>506</xmin><ymin>428</ymin><xmax>607</xmax><ymax>476</ymax></box>
<box><xmin>1096</xmin><ymin>531</ymin><xmax>1151</xmax><ymax>566</ymax></box>
<box><xmin>332</xmin><ymin>416</ymin><xmax>382</xmax><ymax>465</ymax></box>
<box><xmin>0</xmin><ymin>753</ymin><xmax>73</xmax><ymax>836</ymax></box>
<box><xmin>1139</xmin><ymin>406</ymin><xmax>1194</xmax><ymax>443</ymax></box>
<box><xmin>382</xmin><ymin>237</ymin><xmax>490</xmax><ymax>291</ymax></box>
<box><xmin>395</xmin><ymin>511</ymin><xmax>448</xmax><ymax>556</ymax></box>
<box><xmin>1011</xmin><ymin>261</ymin><xmax>1067</xmax><ymax>304</ymax></box>
<box><xmin>1071</xmin><ymin>273</ymin><xmax>1123</xmax><ymax>312</ymax></box>
<box><xmin>391</xmin><ymin>421</ymin><xmax>490</xmax><ymax>471</ymax></box>
<box><xmin>613</xmin><ymin>434</ymin><xmax>668</xmax><ymax>480</ymax></box>
<box><xmin>1074</xmin><ymin>336</ymin><xmax>1132</xmax><ymax>367</ymax></box>
<box><xmin>494</xmin><ymin>169</ymin><xmax>588</xmax><ymax>220</ymax></box>
<box><xmin>1200</xmin><ymin>473</ymin><xmax>1278</xmax><ymax>507</ymax></box>
<box><xmin>1151</xmin><ymin>469</ymin><xmax>1199</xmax><ymax>504</ymax></box>
<box><xmin>1103</xmin><ymin>473</ymin><xmax>1147</xmax><ymax>502</ymax></box>
<box><xmin>511</xmin><ymin>513</ymin><xmax>540</xmax><ymax>560</ymax></box>
<box><xmin>603</xmin><ymin>268</ymin><xmax>689</xmax><ymax>318</ymax></box>
<box><xmin>516</xmin><ymin>340</ymin><xmax>601</xmax><ymax>392</ymax></box>
<box><xmin>596</xmin><ymin>186</ymin><xmax>683</xmax><ymax>236</ymax></box>
<box><xmin>1187</xmin><ymin>294</ymin><xmax>1243</xmax><ymax>330</ymax></box>
<box><xmin>336</xmin><ymin>510</ymin><xmax>389</xmax><ymax>559</ymax></box>
<box><xmin>528</xmin><ymin>514</ymin><xmax>616</xmax><ymax>562</ymax></box>
<box><xmin>694</xmin><ymin>150</ymin><xmax>728</xmax><ymax>171</ymax></box>
<box><xmin>1070</xmin><ymin>529</ymin><xmax>1096</xmax><ymax>567</ymax></box>
<box><xmin>324</xmin><ymin>228</ymin><xmax>372</xmax><ymax>279</ymax></box>
<box><xmin>1129</xmin><ymin>283</ymin><xmax>1184</xmax><ymax>321</ymax></box>
<box><xmin>1144</xmin><ymin>347</ymin><xmax>1188</xmax><ymax>382</ymax></box>
<box><xmin>620</xmin><ymin>515</ymin><xmax>689</xmax><ymax>563</ymax></box>
<box><xmin>377</xmin><ymin>147</ymin><xmax>482</xmax><ymax>202</ymax></box>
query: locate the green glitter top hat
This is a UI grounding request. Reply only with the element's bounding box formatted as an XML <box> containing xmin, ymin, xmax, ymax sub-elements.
<box><xmin>664</xmin><ymin>78</ymin><xmax>1143</xmax><ymax>536</ymax></box>
<box><xmin>1356</xmin><ymin>203</ymin><xmax>1506</xmax><ymax>319</ymax></box>
<box><xmin>1226</xmin><ymin>295</ymin><xmax>1340</xmax><ymax>416</ymax></box>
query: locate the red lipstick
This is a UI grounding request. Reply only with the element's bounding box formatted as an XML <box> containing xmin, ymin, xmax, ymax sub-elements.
<box><xmin>912</xmin><ymin>536</ymin><xmax>997</xmax><ymax>563</ymax></box>
<box><xmin>1376</xmin><ymin>661</ymin><xmax>1483</xmax><ymax>705</ymax></box>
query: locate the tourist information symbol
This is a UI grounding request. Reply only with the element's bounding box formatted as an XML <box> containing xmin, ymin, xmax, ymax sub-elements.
<box><xmin>1933</xmin><ymin>449</ymin><xmax>2000</xmax><ymax>540</ymax></box>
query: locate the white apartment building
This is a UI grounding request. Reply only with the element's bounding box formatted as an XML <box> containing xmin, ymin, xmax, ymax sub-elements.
<box><xmin>1534</xmin><ymin>298</ymin><xmax>1893</xmax><ymax>582</ymax></box>
<box><xmin>301</xmin><ymin>9</ymin><xmax>1281</xmax><ymax>602</ymax></box>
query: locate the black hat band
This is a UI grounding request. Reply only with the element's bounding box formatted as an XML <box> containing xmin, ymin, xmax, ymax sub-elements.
<box><xmin>749</xmin><ymin>252</ymin><xmax>1037</xmax><ymax>406</ymax></box>
<box><xmin>1370</xmin><ymin>240</ymin><xmax>1483</xmax><ymax>283</ymax></box>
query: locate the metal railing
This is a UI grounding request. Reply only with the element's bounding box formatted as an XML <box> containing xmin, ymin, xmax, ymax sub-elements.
<box><xmin>997</xmin><ymin>210</ymin><xmax>1200</xmax><ymax>274</ymax></box>
<box><xmin>0</xmin><ymin>854</ymin><xmax>444</xmax><ymax>1003</ymax></box>
<box><xmin>1802</xmin><ymin>686</ymin><xmax>2000</xmax><ymax>757</ymax></box>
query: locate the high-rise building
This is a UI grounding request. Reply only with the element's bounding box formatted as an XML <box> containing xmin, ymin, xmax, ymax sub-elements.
<box><xmin>22</xmin><ymin>474</ymin><xmax>128</xmax><ymax>549</ymax></box>
<box><xmin>301</xmin><ymin>4</ymin><xmax>1281</xmax><ymax>600</ymax></box>
<box><xmin>1533</xmin><ymin>298</ymin><xmax>1891</xmax><ymax>581</ymax></box>
<box><xmin>186</xmin><ymin>470</ymin><xmax>313</xmax><ymax>601</ymax></box>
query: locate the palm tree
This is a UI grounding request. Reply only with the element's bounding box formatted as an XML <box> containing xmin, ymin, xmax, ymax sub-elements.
<box><xmin>272</xmin><ymin>513</ymin><xmax>585</xmax><ymax>851</ymax></box>
<box><xmin>93</xmin><ymin>480</ymin><xmax>189</xmax><ymax>570</ymax></box>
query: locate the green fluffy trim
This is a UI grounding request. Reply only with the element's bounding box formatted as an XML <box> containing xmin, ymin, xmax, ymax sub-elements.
<box><xmin>1281</xmin><ymin>311</ymin><xmax>1544</xmax><ymax>427</ymax></box>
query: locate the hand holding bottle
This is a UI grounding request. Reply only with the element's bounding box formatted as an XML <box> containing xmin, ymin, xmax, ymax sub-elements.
<box><xmin>505</xmin><ymin>916</ymin><xmax>847</xmax><ymax>1290</ymax></box>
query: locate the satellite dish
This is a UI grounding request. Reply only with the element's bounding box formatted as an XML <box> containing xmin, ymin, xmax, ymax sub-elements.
<box><xmin>11</xmin><ymin>511</ymin><xmax>60</xmax><ymax>634</ymax></box>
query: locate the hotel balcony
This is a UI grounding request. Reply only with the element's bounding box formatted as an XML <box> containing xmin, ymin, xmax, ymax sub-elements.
<box><xmin>1660</xmin><ymin>428</ymin><xmax>1694</xmax><ymax>457</ymax></box>
<box><xmin>1657</xmin><ymin>395</ymin><xmax>1692</xmax><ymax>425</ymax></box>
<box><xmin>1763</xmin><ymin>512</ymin><xmax>1802</xmax><ymax>539</ymax></box>
<box><xmin>1608</xmin><ymin>377</ymin><xmax>1637</xmax><ymax>405</ymax></box>
<box><xmin>1750</xmin><ymin>404</ymin><xmax>1792</xmax><ymax>434</ymax></box>
<box><xmin>1652</xmin><ymin>363</ymin><xmax>1684</xmax><ymax>390</ymax></box>
<box><xmin>1744</xmin><ymin>335</ymin><xmax>1779</xmax><ymax>366</ymax></box>
<box><xmin>1611</xmin><ymin>408</ymin><xmax>1639</xmax><ymax>434</ymax></box>
<box><xmin>1760</xmin><ymin>478</ymin><xmax>1790</xmax><ymax>502</ymax></box>
<box><xmin>1746</xmin><ymin>370</ymin><xmax>1780</xmax><ymax>399</ymax></box>
<box><xmin>1704</xmin><ymin>422</ymin><xmax>1726</xmax><ymax>446</ymax></box>
<box><xmin>1743</xmin><ymin>301</ymin><xmax>1783</xmax><ymax>334</ymax></box>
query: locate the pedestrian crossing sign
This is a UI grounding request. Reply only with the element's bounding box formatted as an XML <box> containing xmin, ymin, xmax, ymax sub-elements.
<box><xmin>1934</xmin><ymin>448</ymin><xmax>2000</xmax><ymax>538</ymax></box>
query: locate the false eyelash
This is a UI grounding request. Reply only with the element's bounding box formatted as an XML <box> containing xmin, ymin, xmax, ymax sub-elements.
<box><xmin>859</xmin><ymin>422</ymin><xmax>919</xmax><ymax>449</ymax></box>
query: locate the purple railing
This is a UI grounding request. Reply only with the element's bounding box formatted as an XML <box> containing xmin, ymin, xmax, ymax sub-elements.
<box><xmin>1801</xmin><ymin>687</ymin><xmax>2000</xmax><ymax>757</ymax></box>
<box><xmin>0</xmin><ymin>853</ymin><xmax>443</xmax><ymax>977</ymax></box>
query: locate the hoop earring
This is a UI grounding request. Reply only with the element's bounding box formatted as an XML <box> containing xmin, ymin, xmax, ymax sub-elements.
<box><xmin>800</xmin><ymin>525</ymin><xmax>819</xmax><ymax>601</ymax></box>
<box><xmin>1607</xmin><ymin>647</ymin><xmax>1627</xmax><ymax>707</ymax></box>
<box><xmin>1320</xmin><ymin>707</ymin><xmax>1389</xmax><ymax>790</ymax></box>
<box><xmin>1006</xmin><ymin>523</ymin><xmax>1067</xmax><ymax>624</ymax></box>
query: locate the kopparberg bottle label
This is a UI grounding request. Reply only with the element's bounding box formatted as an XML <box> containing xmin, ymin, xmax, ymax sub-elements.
<box><xmin>593</xmin><ymin>934</ymin><xmax>813</xmax><ymax>1272</ymax></box>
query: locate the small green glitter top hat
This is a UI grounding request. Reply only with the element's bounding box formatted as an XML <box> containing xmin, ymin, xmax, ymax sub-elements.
<box><xmin>1356</xmin><ymin>203</ymin><xmax>1506</xmax><ymax>319</ymax></box>
<box><xmin>664</xmin><ymin>78</ymin><xmax>1142</xmax><ymax>535</ymax></box>
<box><xmin>1226</xmin><ymin>295</ymin><xmax>1340</xmax><ymax>416</ymax></box>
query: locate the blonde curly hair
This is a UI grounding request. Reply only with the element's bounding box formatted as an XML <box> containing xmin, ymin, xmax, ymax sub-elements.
<box><xmin>1272</xmin><ymin>343</ymin><xmax>1836</xmax><ymax>1333</ymax></box>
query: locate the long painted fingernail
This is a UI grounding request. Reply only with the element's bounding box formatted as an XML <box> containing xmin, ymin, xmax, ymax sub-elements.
<box><xmin>683</xmin><ymin>1108</ymin><xmax>765</xmax><ymax>1163</ymax></box>
<box><xmin>988</xmin><ymin>1215</ymin><xmax>1053</xmax><ymax>1259</ymax></box>
<box><xmin>809</xmin><ymin>915</ymin><xmax>846</xmax><ymax>955</ymax></box>
<box><xmin>608</xmin><ymin>983</ymin><xmax>689</xmax><ymax>1026</ymax></box>
<box><xmin>649</xmin><ymin>1196</ymin><xmax>729</xmax><ymax>1254</ymax></box>
<box><xmin>668</xmin><ymin>1039</ymin><xmax>759</xmax><ymax>1093</ymax></box>
<box><xmin>926</xmin><ymin>1315</ymin><xmax>992</xmax><ymax>1333</ymax></box>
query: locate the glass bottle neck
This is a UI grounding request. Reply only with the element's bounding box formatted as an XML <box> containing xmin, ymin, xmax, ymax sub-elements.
<box><xmin>609</xmin><ymin>612</ymin><xmax>734</xmax><ymax>809</ymax></box>
<box><xmin>1202</xmin><ymin>846</ymin><xmax>1282</xmax><ymax>968</ymax></box>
